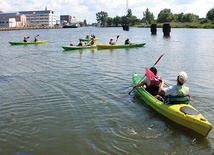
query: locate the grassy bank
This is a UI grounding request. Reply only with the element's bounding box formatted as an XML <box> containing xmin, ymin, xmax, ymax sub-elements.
<box><xmin>137</xmin><ymin>21</ymin><xmax>214</xmax><ymax>29</ymax></box>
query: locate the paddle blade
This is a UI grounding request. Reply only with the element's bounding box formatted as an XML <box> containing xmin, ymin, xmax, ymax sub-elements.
<box><xmin>153</xmin><ymin>53</ymin><xmax>164</xmax><ymax>67</ymax></box>
<box><xmin>145</xmin><ymin>67</ymin><xmax>156</xmax><ymax>79</ymax></box>
<box><xmin>116</xmin><ymin>35</ymin><xmax>120</xmax><ymax>39</ymax></box>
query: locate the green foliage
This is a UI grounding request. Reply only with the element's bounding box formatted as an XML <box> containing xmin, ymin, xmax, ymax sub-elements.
<box><xmin>142</xmin><ymin>8</ymin><xmax>155</xmax><ymax>24</ymax></box>
<box><xmin>157</xmin><ymin>9</ymin><xmax>175</xmax><ymax>23</ymax></box>
<box><xmin>206</xmin><ymin>7</ymin><xmax>214</xmax><ymax>21</ymax></box>
<box><xmin>94</xmin><ymin>8</ymin><xmax>214</xmax><ymax>28</ymax></box>
<box><xmin>113</xmin><ymin>16</ymin><xmax>121</xmax><ymax>27</ymax></box>
<box><xmin>96</xmin><ymin>11</ymin><xmax>108</xmax><ymax>26</ymax></box>
<box><xmin>106</xmin><ymin>17</ymin><xmax>113</xmax><ymax>26</ymax></box>
<box><xmin>83</xmin><ymin>19</ymin><xmax>87</xmax><ymax>26</ymax></box>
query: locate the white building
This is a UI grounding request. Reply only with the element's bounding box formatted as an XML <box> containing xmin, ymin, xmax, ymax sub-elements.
<box><xmin>19</xmin><ymin>8</ymin><xmax>57</xmax><ymax>27</ymax></box>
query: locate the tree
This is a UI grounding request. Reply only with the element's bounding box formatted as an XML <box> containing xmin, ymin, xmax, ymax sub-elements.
<box><xmin>157</xmin><ymin>9</ymin><xmax>175</xmax><ymax>23</ymax></box>
<box><xmin>121</xmin><ymin>15</ymin><xmax>128</xmax><ymax>25</ymax></box>
<box><xmin>113</xmin><ymin>16</ymin><xmax>121</xmax><ymax>27</ymax></box>
<box><xmin>142</xmin><ymin>8</ymin><xmax>155</xmax><ymax>24</ymax></box>
<box><xmin>182</xmin><ymin>13</ymin><xmax>198</xmax><ymax>22</ymax></box>
<box><xmin>83</xmin><ymin>19</ymin><xmax>87</xmax><ymax>26</ymax></box>
<box><xmin>106</xmin><ymin>17</ymin><xmax>113</xmax><ymax>26</ymax></box>
<box><xmin>127</xmin><ymin>9</ymin><xmax>132</xmax><ymax>18</ymax></box>
<box><xmin>206</xmin><ymin>7</ymin><xmax>214</xmax><ymax>21</ymax></box>
<box><xmin>96</xmin><ymin>11</ymin><xmax>108</xmax><ymax>26</ymax></box>
<box><xmin>174</xmin><ymin>13</ymin><xmax>184</xmax><ymax>22</ymax></box>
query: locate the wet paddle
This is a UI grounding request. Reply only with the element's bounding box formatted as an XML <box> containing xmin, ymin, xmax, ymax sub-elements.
<box><xmin>31</xmin><ymin>34</ymin><xmax>39</xmax><ymax>42</ymax></box>
<box><xmin>128</xmin><ymin>53</ymin><xmax>164</xmax><ymax>95</ymax></box>
<box><xmin>115</xmin><ymin>35</ymin><xmax>120</xmax><ymax>44</ymax></box>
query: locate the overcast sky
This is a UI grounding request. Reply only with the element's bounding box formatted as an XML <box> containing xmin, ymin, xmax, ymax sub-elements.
<box><xmin>0</xmin><ymin>0</ymin><xmax>213</xmax><ymax>23</ymax></box>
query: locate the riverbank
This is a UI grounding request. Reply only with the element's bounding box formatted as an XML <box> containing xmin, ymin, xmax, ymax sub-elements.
<box><xmin>136</xmin><ymin>21</ymin><xmax>214</xmax><ymax>29</ymax></box>
<box><xmin>0</xmin><ymin>26</ymin><xmax>62</xmax><ymax>31</ymax></box>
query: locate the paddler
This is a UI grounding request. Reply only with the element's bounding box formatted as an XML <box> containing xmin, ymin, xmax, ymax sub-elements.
<box><xmin>133</xmin><ymin>67</ymin><xmax>162</xmax><ymax>96</ymax></box>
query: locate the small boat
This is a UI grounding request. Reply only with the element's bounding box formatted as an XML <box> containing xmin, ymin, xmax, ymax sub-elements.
<box><xmin>132</xmin><ymin>72</ymin><xmax>212</xmax><ymax>137</ymax></box>
<box><xmin>97</xmin><ymin>43</ymin><xmax>146</xmax><ymax>49</ymax></box>
<box><xmin>62</xmin><ymin>23</ymin><xmax>80</xmax><ymax>28</ymax></box>
<box><xmin>80</xmin><ymin>37</ymin><xmax>99</xmax><ymax>42</ymax></box>
<box><xmin>62</xmin><ymin>45</ymin><xmax>97</xmax><ymax>51</ymax></box>
<box><xmin>9</xmin><ymin>40</ymin><xmax>47</xmax><ymax>45</ymax></box>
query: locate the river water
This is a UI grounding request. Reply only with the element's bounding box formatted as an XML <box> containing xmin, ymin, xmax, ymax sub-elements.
<box><xmin>0</xmin><ymin>27</ymin><xmax>214</xmax><ymax>155</ymax></box>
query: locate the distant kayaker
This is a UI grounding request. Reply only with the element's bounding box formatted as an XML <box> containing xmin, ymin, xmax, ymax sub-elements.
<box><xmin>78</xmin><ymin>39</ymin><xmax>83</xmax><ymax>46</ymax></box>
<box><xmin>23</xmin><ymin>37</ymin><xmax>28</xmax><ymax>42</ymax></box>
<box><xmin>33</xmin><ymin>34</ymin><xmax>39</xmax><ymax>42</ymax></box>
<box><xmin>133</xmin><ymin>67</ymin><xmax>162</xmax><ymax>96</ymax></box>
<box><xmin>125</xmin><ymin>38</ymin><xmax>131</xmax><ymax>44</ymax></box>
<box><xmin>109</xmin><ymin>39</ymin><xmax>115</xmax><ymax>45</ymax></box>
<box><xmin>91</xmin><ymin>34</ymin><xmax>95</xmax><ymax>38</ymax></box>
<box><xmin>89</xmin><ymin>38</ymin><xmax>95</xmax><ymax>45</ymax></box>
<box><xmin>157</xmin><ymin>71</ymin><xmax>189</xmax><ymax>103</ymax></box>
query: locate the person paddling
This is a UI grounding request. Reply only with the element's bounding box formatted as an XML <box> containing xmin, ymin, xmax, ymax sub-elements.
<box><xmin>124</xmin><ymin>38</ymin><xmax>132</xmax><ymax>44</ymax></box>
<box><xmin>23</xmin><ymin>36</ymin><xmax>29</xmax><ymax>42</ymax></box>
<box><xmin>133</xmin><ymin>67</ymin><xmax>162</xmax><ymax>96</ymax></box>
<box><xmin>78</xmin><ymin>39</ymin><xmax>83</xmax><ymax>46</ymax></box>
<box><xmin>109</xmin><ymin>39</ymin><xmax>115</xmax><ymax>45</ymax></box>
<box><xmin>33</xmin><ymin>34</ymin><xmax>39</xmax><ymax>42</ymax></box>
<box><xmin>157</xmin><ymin>71</ymin><xmax>189</xmax><ymax>103</ymax></box>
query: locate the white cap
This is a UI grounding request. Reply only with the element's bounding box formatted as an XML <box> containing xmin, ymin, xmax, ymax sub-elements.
<box><xmin>178</xmin><ymin>71</ymin><xmax>188</xmax><ymax>84</ymax></box>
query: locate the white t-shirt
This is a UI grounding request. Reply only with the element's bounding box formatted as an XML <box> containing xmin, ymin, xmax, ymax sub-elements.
<box><xmin>164</xmin><ymin>86</ymin><xmax>178</xmax><ymax>96</ymax></box>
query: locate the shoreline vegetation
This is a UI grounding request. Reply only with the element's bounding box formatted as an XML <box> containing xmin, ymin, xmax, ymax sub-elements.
<box><xmin>136</xmin><ymin>22</ymin><xmax>214</xmax><ymax>29</ymax></box>
<box><xmin>0</xmin><ymin>22</ymin><xmax>213</xmax><ymax>31</ymax></box>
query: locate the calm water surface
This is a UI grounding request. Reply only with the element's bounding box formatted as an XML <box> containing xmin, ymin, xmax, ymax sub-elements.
<box><xmin>0</xmin><ymin>27</ymin><xmax>214</xmax><ymax>155</ymax></box>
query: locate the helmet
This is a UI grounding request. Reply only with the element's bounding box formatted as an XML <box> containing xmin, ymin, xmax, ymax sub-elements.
<box><xmin>178</xmin><ymin>71</ymin><xmax>188</xmax><ymax>84</ymax></box>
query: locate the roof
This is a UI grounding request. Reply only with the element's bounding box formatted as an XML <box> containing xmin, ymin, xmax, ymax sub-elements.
<box><xmin>0</xmin><ymin>12</ymin><xmax>21</xmax><ymax>17</ymax></box>
<box><xmin>19</xmin><ymin>10</ymin><xmax>54</xmax><ymax>15</ymax></box>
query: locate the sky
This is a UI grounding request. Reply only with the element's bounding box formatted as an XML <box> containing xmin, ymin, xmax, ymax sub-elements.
<box><xmin>0</xmin><ymin>0</ymin><xmax>213</xmax><ymax>23</ymax></box>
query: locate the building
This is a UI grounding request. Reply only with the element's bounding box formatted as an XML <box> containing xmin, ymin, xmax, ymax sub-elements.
<box><xmin>0</xmin><ymin>12</ymin><xmax>27</xmax><ymax>27</ymax></box>
<box><xmin>0</xmin><ymin>7</ymin><xmax>58</xmax><ymax>28</ymax></box>
<box><xmin>19</xmin><ymin>7</ymin><xmax>57</xmax><ymax>27</ymax></box>
<box><xmin>60</xmin><ymin>15</ymin><xmax>79</xmax><ymax>25</ymax></box>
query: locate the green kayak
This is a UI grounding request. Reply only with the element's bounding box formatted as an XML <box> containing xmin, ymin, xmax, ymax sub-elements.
<box><xmin>132</xmin><ymin>72</ymin><xmax>212</xmax><ymax>137</ymax></box>
<box><xmin>97</xmin><ymin>43</ymin><xmax>146</xmax><ymax>49</ymax></box>
<box><xmin>9</xmin><ymin>40</ymin><xmax>47</xmax><ymax>45</ymax></box>
<box><xmin>62</xmin><ymin>45</ymin><xmax>97</xmax><ymax>50</ymax></box>
<box><xmin>80</xmin><ymin>37</ymin><xmax>99</xmax><ymax>42</ymax></box>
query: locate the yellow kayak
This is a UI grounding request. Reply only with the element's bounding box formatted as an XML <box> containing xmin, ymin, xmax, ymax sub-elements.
<box><xmin>132</xmin><ymin>72</ymin><xmax>212</xmax><ymax>137</ymax></box>
<box><xmin>97</xmin><ymin>43</ymin><xmax>146</xmax><ymax>49</ymax></box>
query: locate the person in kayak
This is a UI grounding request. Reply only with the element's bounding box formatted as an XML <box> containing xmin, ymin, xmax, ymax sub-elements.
<box><xmin>87</xmin><ymin>38</ymin><xmax>95</xmax><ymax>46</ymax></box>
<box><xmin>33</xmin><ymin>34</ymin><xmax>39</xmax><ymax>42</ymax></box>
<box><xmin>78</xmin><ymin>39</ymin><xmax>83</xmax><ymax>46</ymax></box>
<box><xmin>125</xmin><ymin>38</ymin><xmax>132</xmax><ymax>44</ymax></box>
<box><xmin>157</xmin><ymin>71</ymin><xmax>189</xmax><ymax>103</ymax></box>
<box><xmin>109</xmin><ymin>39</ymin><xmax>115</xmax><ymax>45</ymax></box>
<box><xmin>23</xmin><ymin>37</ymin><xmax>28</xmax><ymax>42</ymax></box>
<box><xmin>133</xmin><ymin>67</ymin><xmax>162</xmax><ymax>96</ymax></box>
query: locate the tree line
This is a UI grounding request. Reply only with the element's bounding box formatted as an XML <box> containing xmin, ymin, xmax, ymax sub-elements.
<box><xmin>91</xmin><ymin>7</ymin><xmax>214</xmax><ymax>28</ymax></box>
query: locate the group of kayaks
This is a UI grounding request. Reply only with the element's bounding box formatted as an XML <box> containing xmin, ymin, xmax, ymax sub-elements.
<box><xmin>8</xmin><ymin>36</ymin><xmax>212</xmax><ymax>137</ymax></box>
<box><xmin>62</xmin><ymin>42</ymin><xmax>146</xmax><ymax>50</ymax></box>
<box><xmin>9</xmin><ymin>37</ymin><xmax>146</xmax><ymax>51</ymax></box>
<box><xmin>62</xmin><ymin>37</ymin><xmax>146</xmax><ymax>51</ymax></box>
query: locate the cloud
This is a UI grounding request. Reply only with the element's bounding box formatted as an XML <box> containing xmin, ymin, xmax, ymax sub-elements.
<box><xmin>0</xmin><ymin>0</ymin><xmax>213</xmax><ymax>23</ymax></box>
